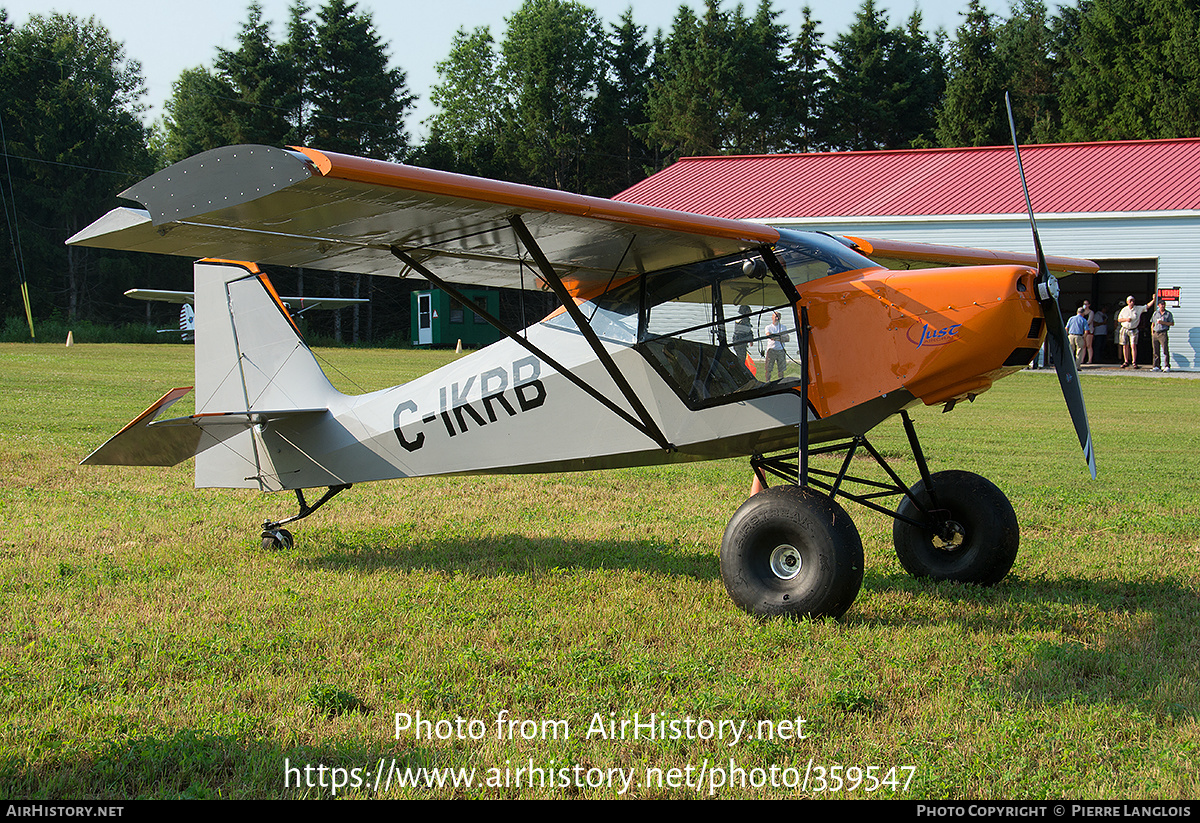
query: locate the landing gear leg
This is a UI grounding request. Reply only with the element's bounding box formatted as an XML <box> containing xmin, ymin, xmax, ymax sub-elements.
<box><xmin>260</xmin><ymin>484</ymin><xmax>351</xmax><ymax>549</ymax></box>
<box><xmin>745</xmin><ymin>411</ymin><xmax>1021</xmax><ymax>601</ymax></box>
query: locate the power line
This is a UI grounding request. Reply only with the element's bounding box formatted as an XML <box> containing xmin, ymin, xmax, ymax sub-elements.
<box><xmin>0</xmin><ymin>112</ymin><xmax>36</xmax><ymax>338</ymax></box>
<box><xmin>0</xmin><ymin>150</ymin><xmax>144</xmax><ymax>179</ymax></box>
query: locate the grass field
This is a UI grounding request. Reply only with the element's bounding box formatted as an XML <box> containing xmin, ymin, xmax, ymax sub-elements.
<box><xmin>0</xmin><ymin>342</ymin><xmax>1197</xmax><ymax>799</ymax></box>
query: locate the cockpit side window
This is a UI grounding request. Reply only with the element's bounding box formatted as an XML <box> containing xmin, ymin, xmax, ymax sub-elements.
<box><xmin>545</xmin><ymin>246</ymin><xmax>805</xmax><ymax>408</ymax></box>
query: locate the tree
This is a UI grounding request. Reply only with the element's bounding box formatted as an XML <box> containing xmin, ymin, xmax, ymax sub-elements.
<box><xmin>825</xmin><ymin>0</ymin><xmax>891</xmax><ymax>149</ymax></box>
<box><xmin>214</xmin><ymin>2</ymin><xmax>293</xmax><ymax>146</ymax></box>
<box><xmin>308</xmin><ymin>0</ymin><xmax>414</xmax><ymax>342</ymax></box>
<box><xmin>156</xmin><ymin>67</ymin><xmax>238</xmax><ymax>165</ymax></box>
<box><xmin>279</xmin><ymin>0</ymin><xmax>317</xmax><ymax>146</ymax></box>
<box><xmin>889</xmin><ymin>12</ymin><xmax>945</xmax><ymax>148</ymax></box>
<box><xmin>586</xmin><ymin>8</ymin><xmax>656</xmax><ymax>193</ymax></box>
<box><xmin>421</xmin><ymin>26</ymin><xmax>510</xmax><ymax>178</ymax></box>
<box><xmin>1058</xmin><ymin>0</ymin><xmax>1200</xmax><ymax>142</ymax></box>
<box><xmin>310</xmin><ymin>0</ymin><xmax>413</xmax><ymax>161</ymax></box>
<box><xmin>784</xmin><ymin>6</ymin><xmax>832</xmax><ymax>153</ymax></box>
<box><xmin>733</xmin><ymin>0</ymin><xmax>793</xmax><ymax>154</ymax></box>
<box><xmin>825</xmin><ymin>0</ymin><xmax>944</xmax><ymax>150</ymax></box>
<box><xmin>156</xmin><ymin>2</ymin><xmax>304</xmax><ymax>165</ymax></box>
<box><xmin>500</xmin><ymin>0</ymin><xmax>606</xmax><ymax>190</ymax></box>
<box><xmin>646</xmin><ymin>2</ymin><xmax>740</xmax><ymax>159</ymax></box>
<box><xmin>998</xmin><ymin>0</ymin><xmax>1060</xmax><ymax>143</ymax></box>
<box><xmin>936</xmin><ymin>0</ymin><xmax>1008</xmax><ymax>146</ymax></box>
<box><xmin>0</xmin><ymin>13</ymin><xmax>153</xmax><ymax>321</ymax></box>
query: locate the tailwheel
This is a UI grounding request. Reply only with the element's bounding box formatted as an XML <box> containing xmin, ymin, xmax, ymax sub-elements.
<box><xmin>892</xmin><ymin>470</ymin><xmax>1019</xmax><ymax>585</ymax></box>
<box><xmin>720</xmin><ymin>485</ymin><xmax>864</xmax><ymax>619</ymax></box>
<box><xmin>261</xmin><ymin>528</ymin><xmax>293</xmax><ymax>550</ymax></box>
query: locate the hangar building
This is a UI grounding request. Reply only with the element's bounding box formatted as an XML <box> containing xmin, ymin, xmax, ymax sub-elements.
<box><xmin>615</xmin><ymin>139</ymin><xmax>1200</xmax><ymax>370</ymax></box>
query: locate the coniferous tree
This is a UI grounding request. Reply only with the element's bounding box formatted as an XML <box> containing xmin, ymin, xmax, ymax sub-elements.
<box><xmin>310</xmin><ymin>0</ymin><xmax>413</xmax><ymax>161</ymax></box>
<box><xmin>279</xmin><ymin>0</ymin><xmax>317</xmax><ymax>146</ymax></box>
<box><xmin>825</xmin><ymin>0</ymin><xmax>890</xmax><ymax>149</ymax></box>
<box><xmin>586</xmin><ymin>8</ymin><xmax>656</xmax><ymax>193</ymax></box>
<box><xmin>1058</xmin><ymin>0</ymin><xmax>1200</xmax><ymax>141</ymax></box>
<box><xmin>309</xmin><ymin>0</ymin><xmax>413</xmax><ymax>341</ymax></box>
<box><xmin>646</xmin><ymin>4</ymin><xmax>726</xmax><ymax>160</ymax></box>
<box><xmin>734</xmin><ymin>0</ymin><xmax>792</xmax><ymax>154</ymax></box>
<box><xmin>784</xmin><ymin>6</ymin><xmax>832</xmax><ymax>153</ymax></box>
<box><xmin>214</xmin><ymin>2</ymin><xmax>293</xmax><ymax>145</ymax></box>
<box><xmin>887</xmin><ymin>12</ymin><xmax>946</xmax><ymax>148</ymax></box>
<box><xmin>936</xmin><ymin>0</ymin><xmax>1008</xmax><ymax>147</ymax></box>
<box><xmin>157</xmin><ymin>67</ymin><xmax>238</xmax><ymax>165</ymax></box>
<box><xmin>998</xmin><ymin>0</ymin><xmax>1060</xmax><ymax>143</ymax></box>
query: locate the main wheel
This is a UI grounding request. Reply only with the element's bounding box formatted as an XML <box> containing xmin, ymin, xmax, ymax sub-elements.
<box><xmin>720</xmin><ymin>485</ymin><xmax>864</xmax><ymax>619</ymax></box>
<box><xmin>892</xmin><ymin>470</ymin><xmax>1018</xmax><ymax>585</ymax></box>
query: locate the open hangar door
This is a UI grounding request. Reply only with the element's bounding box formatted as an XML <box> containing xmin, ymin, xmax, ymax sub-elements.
<box><xmin>1059</xmin><ymin>259</ymin><xmax>1158</xmax><ymax>365</ymax></box>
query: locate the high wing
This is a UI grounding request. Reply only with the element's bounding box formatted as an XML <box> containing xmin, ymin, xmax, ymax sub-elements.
<box><xmin>70</xmin><ymin>145</ymin><xmax>783</xmax><ymax>296</ymax></box>
<box><xmin>124</xmin><ymin>287</ymin><xmax>368</xmax><ymax>312</ymax></box>
<box><xmin>844</xmin><ymin>235</ymin><xmax>1099</xmax><ymax>275</ymax></box>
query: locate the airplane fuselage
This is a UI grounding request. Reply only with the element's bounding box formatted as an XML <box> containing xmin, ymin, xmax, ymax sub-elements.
<box><xmin>220</xmin><ymin>259</ymin><xmax>1046</xmax><ymax>492</ymax></box>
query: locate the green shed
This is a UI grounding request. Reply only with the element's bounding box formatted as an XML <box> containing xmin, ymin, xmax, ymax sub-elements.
<box><xmin>411</xmin><ymin>289</ymin><xmax>503</xmax><ymax>348</ymax></box>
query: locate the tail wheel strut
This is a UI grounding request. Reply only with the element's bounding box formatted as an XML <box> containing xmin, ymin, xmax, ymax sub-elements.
<box><xmin>261</xmin><ymin>483</ymin><xmax>351</xmax><ymax>549</ymax></box>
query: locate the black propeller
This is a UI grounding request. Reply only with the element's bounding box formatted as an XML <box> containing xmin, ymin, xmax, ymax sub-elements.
<box><xmin>1006</xmin><ymin>93</ymin><xmax>1097</xmax><ymax>479</ymax></box>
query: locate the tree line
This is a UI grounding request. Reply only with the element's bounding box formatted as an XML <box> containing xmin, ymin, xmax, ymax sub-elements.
<box><xmin>4</xmin><ymin>0</ymin><xmax>1200</xmax><ymax>336</ymax></box>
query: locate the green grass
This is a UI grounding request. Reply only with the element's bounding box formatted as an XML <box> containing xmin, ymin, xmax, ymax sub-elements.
<box><xmin>0</xmin><ymin>343</ymin><xmax>1197</xmax><ymax>798</ymax></box>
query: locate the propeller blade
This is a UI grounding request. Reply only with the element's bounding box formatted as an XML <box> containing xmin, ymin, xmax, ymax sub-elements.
<box><xmin>1040</xmin><ymin>291</ymin><xmax>1097</xmax><ymax>478</ymax></box>
<box><xmin>1006</xmin><ymin>93</ymin><xmax>1097</xmax><ymax>479</ymax></box>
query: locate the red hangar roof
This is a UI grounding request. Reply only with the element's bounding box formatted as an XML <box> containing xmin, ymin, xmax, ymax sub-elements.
<box><xmin>613</xmin><ymin>138</ymin><xmax>1200</xmax><ymax>220</ymax></box>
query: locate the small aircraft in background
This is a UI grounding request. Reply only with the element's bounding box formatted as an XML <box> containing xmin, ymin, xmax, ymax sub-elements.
<box><xmin>125</xmin><ymin>287</ymin><xmax>368</xmax><ymax>341</ymax></box>
<box><xmin>68</xmin><ymin>132</ymin><xmax>1096</xmax><ymax>620</ymax></box>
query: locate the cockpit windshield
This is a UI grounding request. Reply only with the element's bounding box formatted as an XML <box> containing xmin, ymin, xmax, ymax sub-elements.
<box><xmin>544</xmin><ymin>231</ymin><xmax>875</xmax><ymax>409</ymax></box>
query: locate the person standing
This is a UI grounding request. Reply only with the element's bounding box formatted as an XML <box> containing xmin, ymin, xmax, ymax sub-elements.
<box><xmin>1151</xmin><ymin>301</ymin><xmax>1175</xmax><ymax>372</ymax></box>
<box><xmin>1066</xmin><ymin>306</ymin><xmax>1089</xmax><ymax>367</ymax></box>
<box><xmin>732</xmin><ymin>305</ymin><xmax>753</xmax><ymax>363</ymax></box>
<box><xmin>764</xmin><ymin>310</ymin><xmax>789</xmax><ymax>381</ymax></box>
<box><xmin>1091</xmin><ymin>305</ymin><xmax>1108</xmax><ymax>364</ymax></box>
<box><xmin>1081</xmin><ymin>300</ymin><xmax>1095</xmax><ymax>365</ymax></box>
<box><xmin>1117</xmin><ymin>295</ymin><xmax>1154</xmax><ymax>369</ymax></box>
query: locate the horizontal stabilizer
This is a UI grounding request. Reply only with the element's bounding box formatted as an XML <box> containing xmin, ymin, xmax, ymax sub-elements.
<box><xmin>152</xmin><ymin>408</ymin><xmax>328</xmax><ymax>427</ymax></box>
<box><xmin>82</xmin><ymin>387</ymin><xmax>328</xmax><ymax>467</ymax></box>
<box><xmin>81</xmin><ymin>387</ymin><xmax>198</xmax><ymax>466</ymax></box>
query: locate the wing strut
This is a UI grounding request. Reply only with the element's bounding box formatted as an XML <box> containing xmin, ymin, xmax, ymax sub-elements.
<box><xmin>389</xmin><ymin>244</ymin><xmax>674</xmax><ymax>452</ymax></box>
<box><xmin>506</xmin><ymin>215</ymin><xmax>673</xmax><ymax>451</ymax></box>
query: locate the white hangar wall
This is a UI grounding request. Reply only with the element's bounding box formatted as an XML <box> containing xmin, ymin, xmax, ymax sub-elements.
<box><xmin>769</xmin><ymin>212</ymin><xmax>1200</xmax><ymax>370</ymax></box>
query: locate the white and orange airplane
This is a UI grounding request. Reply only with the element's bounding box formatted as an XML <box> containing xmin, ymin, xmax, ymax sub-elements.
<box><xmin>124</xmin><ymin>287</ymin><xmax>368</xmax><ymax>341</ymax></box>
<box><xmin>68</xmin><ymin>136</ymin><xmax>1097</xmax><ymax>620</ymax></box>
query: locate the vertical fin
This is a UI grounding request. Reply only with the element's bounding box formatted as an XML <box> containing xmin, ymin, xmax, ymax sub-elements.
<box><xmin>192</xmin><ymin>259</ymin><xmax>339</xmax><ymax>489</ymax></box>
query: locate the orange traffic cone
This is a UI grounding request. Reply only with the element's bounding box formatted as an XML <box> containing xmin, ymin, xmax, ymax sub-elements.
<box><xmin>750</xmin><ymin>473</ymin><xmax>764</xmax><ymax>496</ymax></box>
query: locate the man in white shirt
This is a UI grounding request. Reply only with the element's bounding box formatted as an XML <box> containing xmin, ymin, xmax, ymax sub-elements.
<box><xmin>1117</xmin><ymin>295</ymin><xmax>1154</xmax><ymax>369</ymax></box>
<box><xmin>764</xmin><ymin>311</ymin><xmax>789</xmax><ymax>381</ymax></box>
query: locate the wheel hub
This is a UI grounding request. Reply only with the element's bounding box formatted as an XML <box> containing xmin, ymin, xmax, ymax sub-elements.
<box><xmin>932</xmin><ymin>519</ymin><xmax>966</xmax><ymax>551</ymax></box>
<box><xmin>769</xmin><ymin>544</ymin><xmax>803</xmax><ymax>580</ymax></box>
